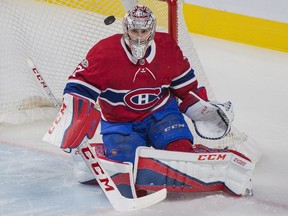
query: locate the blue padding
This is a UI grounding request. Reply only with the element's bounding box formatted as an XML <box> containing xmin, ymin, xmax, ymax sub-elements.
<box><xmin>101</xmin><ymin>120</ymin><xmax>132</xmax><ymax>135</ymax></box>
<box><xmin>148</xmin><ymin>112</ymin><xmax>193</xmax><ymax>149</ymax></box>
<box><xmin>151</xmin><ymin>97</ymin><xmax>179</xmax><ymax>121</ymax></box>
<box><xmin>102</xmin><ymin>132</ymin><xmax>146</xmax><ymax>163</ymax></box>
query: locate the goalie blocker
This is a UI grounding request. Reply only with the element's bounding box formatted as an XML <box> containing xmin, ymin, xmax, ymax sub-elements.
<box><xmin>43</xmin><ymin>93</ymin><xmax>101</xmax><ymax>150</ymax></box>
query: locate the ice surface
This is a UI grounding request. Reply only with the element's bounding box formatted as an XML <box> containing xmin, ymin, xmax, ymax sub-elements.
<box><xmin>1</xmin><ymin>34</ymin><xmax>288</xmax><ymax>215</ymax></box>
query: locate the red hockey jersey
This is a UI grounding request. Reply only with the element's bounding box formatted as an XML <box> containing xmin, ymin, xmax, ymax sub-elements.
<box><xmin>64</xmin><ymin>32</ymin><xmax>207</xmax><ymax>122</ymax></box>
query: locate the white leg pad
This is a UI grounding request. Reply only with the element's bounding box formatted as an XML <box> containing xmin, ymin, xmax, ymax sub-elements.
<box><xmin>134</xmin><ymin>147</ymin><xmax>255</xmax><ymax>196</ymax></box>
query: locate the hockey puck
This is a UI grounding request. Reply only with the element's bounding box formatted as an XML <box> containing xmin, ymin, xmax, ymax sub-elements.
<box><xmin>104</xmin><ymin>15</ymin><xmax>116</xmax><ymax>25</ymax></box>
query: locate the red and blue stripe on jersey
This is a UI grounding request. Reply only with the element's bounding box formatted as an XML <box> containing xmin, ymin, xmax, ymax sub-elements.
<box><xmin>64</xmin><ymin>32</ymin><xmax>207</xmax><ymax>122</ymax></box>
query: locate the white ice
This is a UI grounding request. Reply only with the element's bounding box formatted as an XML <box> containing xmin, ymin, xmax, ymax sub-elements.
<box><xmin>1</xmin><ymin>34</ymin><xmax>288</xmax><ymax>216</ymax></box>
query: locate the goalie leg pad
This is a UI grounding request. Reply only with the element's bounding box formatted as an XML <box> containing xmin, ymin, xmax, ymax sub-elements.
<box><xmin>76</xmin><ymin>142</ymin><xmax>137</xmax><ymax>198</ymax></box>
<box><xmin>133</xmin><ymin>146</ymin><xmax>255</xmax><ymax>196</ymax></box>
<box><xmin>103</xmin><ymin>159</ymin><xmax>137</xmax><ymax>199</ymax></box>
<box><xmin>72</xmin><ymin>148</ymin><xmax>97</xmax><ymax>185</ymax></box>
<box><xmin>72</xmin><ymin>143</ymin><xmax>106</xmax><ymax>185</ymax></box>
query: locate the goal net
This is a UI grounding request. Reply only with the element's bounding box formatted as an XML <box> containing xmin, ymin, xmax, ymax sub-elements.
<box><xmin>0</xmin><ymin>0</ymin><xmax>261</xmax><ymax>161</ymax></box>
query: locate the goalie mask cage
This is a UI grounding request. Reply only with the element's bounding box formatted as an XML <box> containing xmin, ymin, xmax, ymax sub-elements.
<box><xmin>0</xmin><ymin>0</ymin><xmax>260</xmax><ymax>160</ymax></box>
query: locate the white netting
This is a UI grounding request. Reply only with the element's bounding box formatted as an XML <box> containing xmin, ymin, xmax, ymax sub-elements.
<box><xmin>0</xmin><ymin>0</ymin><xmax>261</xmax><ymax>161</ymax></box>
<box><xmin>0</xmin><ymin>0</ymin><xmax>125</xmax><ymax>123</ymax></box>
<box><xmin>0</xmin><ymin>0</ymin><xmax>214</xmax><ymax>122</ymax></box>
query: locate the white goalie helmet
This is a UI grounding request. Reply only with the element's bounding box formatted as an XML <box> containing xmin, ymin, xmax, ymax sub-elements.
<box><xmin>123</xmin><ymin>5</ymin><xmax>156</xmax><ymax>60</ymax></box>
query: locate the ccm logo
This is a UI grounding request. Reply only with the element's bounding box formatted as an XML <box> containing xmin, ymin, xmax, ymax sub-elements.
<box><xmin>164</xmin><ymin>124</ymin><xmax>185</xmax><ymax>132</ymax></box>
<box><xmin>198</xmin><ymin>154</ymin><xmax>227</xmax><ymax>161</ymax></box>
<box><xmin>81</xmin><ymin>147</ymin><xmax>115</xmax><ymax>192</ymax></box>
<box><xmin>48</xmin><ymin>103</ymin><xmax>66</xmax><ymax>134</ymax></box>
<box><xmin>32</xmin><ymin>67</ymin><xmax>47</xmax><ymax>88</ymax></box>
<box><xmin>233</xmin><ymin>158</ymin><xmax>246</xmax><ymax>166</ymax></box>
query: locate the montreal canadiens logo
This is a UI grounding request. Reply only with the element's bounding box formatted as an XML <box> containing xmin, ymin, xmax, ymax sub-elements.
<box><xmin>124</xmin><ymin>87</ymin><xmax>161</xmax><ymax>111</ymax></box>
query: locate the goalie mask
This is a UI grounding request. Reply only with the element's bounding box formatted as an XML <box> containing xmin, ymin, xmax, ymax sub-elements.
<box><xmin>123</xmin><ymin>5</ymin><xmax>156</xmax><ymax>60</ymax></box>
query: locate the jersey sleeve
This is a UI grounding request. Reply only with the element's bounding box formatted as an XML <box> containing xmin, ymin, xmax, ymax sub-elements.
<box><xmin>169</xmin><ymin>45</ymin><xmax>208</xmax><ymax>113</ymax></box>
<box><xmin>63</xmin><ymin>44</ymin><xmax>102</xmax><ymax>102</ymax></box>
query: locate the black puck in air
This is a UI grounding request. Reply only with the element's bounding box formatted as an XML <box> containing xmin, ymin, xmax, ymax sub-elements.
<box><xmin>104</xmin><ymin>15</ymin><xmax>116</xmax><ymax>25</ymax></box>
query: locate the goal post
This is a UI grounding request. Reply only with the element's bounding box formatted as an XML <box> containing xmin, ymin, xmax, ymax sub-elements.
<box><xmin>0</xmin><ymin>0</ymin><xmax>261</xmax><ymax>161</ymax></box>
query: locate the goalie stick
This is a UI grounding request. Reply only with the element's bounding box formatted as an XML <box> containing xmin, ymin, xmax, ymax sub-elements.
<box><xmin>79</xmin><ymin>139</ymin><xmax>167</xmax><ymax>212</ymax></box>
<box><xmin>27</xmin><ymin>58</ymin><xmax>167</xmax><ymax>211</ymax></box>
<box><xmin>27</xmin><ymin>58</ymin><xmax>61</xmax><ymax>110</ymax></box>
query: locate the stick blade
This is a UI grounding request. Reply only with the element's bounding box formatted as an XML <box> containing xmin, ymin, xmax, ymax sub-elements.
<box><xmin>79</xmin><ymin>142</ymin><xmax>167</xmax><ymax>212</ymax></box>
<box><xmin>132</xmin><ymin>188</ymin><xmax>167</xmax><ymax>211</ymax></box>
<box><xmin>112</xmin><ymin>188</ymin><xmax>167</xmax><ymax>212</ymax></box>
